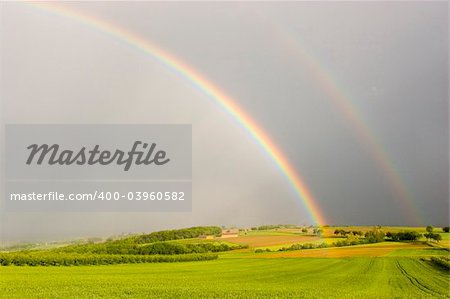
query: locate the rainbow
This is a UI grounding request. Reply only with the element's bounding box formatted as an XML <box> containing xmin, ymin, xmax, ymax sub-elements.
<box><xmin>252</xmin><ymin>11</ymin><xmax>422</xmax><ymax>225</ymax></box>
<box><xmin>24</xmin><ymin>2</ymin><xmax>327</xmax><ymax>225</ymax></box>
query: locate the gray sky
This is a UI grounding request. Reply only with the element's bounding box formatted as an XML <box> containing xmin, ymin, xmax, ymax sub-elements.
<box><xmin>1</xmin><ymin>2</ymin><xmax>448</xmax><ymax>242</ymax></box>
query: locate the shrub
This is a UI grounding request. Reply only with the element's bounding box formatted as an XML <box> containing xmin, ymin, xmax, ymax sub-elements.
<box><xmin>277</xmin><ymin>242</ymin><xmax>328</xmax><ymax>252</ymax></box>
<box><xmin>365</xmin><ymin>228</ymin><xmax>385</xmax><ymax>243</ymax></box>
<box><xmin>430</xmin><ymin>256</ymin><xmax>450</xmax><ymax>270</ymax></box>
<box><xmin>386</xmin><ymin>231</ymin><xmax>421</xmax><ymax>241</ymax></box>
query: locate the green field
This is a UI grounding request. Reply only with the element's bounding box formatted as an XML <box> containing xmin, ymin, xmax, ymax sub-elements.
<box><xmin>0</xmin><ymin>257</ymin><xmax>448</xmax><ymax>298</ymax></box>
<box><xmin>1</xmin><ymin>226</ymin><xmax>449</xmax><ymax>298</ymax></box>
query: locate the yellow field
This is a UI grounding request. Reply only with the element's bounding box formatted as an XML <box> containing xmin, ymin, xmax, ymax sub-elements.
<box><xmin>215</xmin><ymin>227</ymin><xmax>450</xmax><ymax>252</ymax></box>
<box><xmin>221</xmin><ymin>235</ymin><xmax>320</xmax><ymax>247</ymax></box>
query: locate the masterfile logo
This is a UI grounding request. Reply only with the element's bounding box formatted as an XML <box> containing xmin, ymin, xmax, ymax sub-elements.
<box><xmin>4</xmin><ymin>124</ymin><xmax>192</xmax><ymax>212</ymax></box>
<box><xmin>6</xmin><ymin>124</ymin><xmax>191</xmax><ymax>180</ymax></box>
<box><xmin>26</xmin><ymin>141</ymin><xmax>171</xmax><ymax>171</ymax></box>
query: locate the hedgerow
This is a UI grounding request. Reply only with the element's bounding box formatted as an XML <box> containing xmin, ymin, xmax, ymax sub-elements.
<box><xmin>134</xmin><ymin>226</ymin><xmax>222</xmax><ymax>244</ymax></box>
<box><xmin>0</xmin><ymin>252</ymin><xmax>218</xmax><ymax>266</ymax></box>
<box><xmin>430</xmin><ymin>256</ymin><xmax>450</xmax><ymax>271</ymax></box>
<box><xmin>56</xmin><ymin>241</ymin><xmax>245</xmax><ymax>255</ymax></box>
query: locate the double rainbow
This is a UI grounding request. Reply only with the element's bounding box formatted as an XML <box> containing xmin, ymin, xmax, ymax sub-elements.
<box><xmin>252</xmin><ymin>12</ymin><xmax>422</xmax><ymax>225</ymax></box>
<box><xmin>25</xmin><ymin>2</ymin><xmax>327</xmax><ymax>225</ymax></box>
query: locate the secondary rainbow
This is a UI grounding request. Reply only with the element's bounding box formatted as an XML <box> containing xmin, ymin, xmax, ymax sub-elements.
<box><xmin>252</xmin><ymin>10</ymin><xmax>422</xmax><ymax>225</ymax></box>
<box><xmin>25</xmin><ymin>2</ymin><xmax>327</xmax><ymax>225</ymax></box>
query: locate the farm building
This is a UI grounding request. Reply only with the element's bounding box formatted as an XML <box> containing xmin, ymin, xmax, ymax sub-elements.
<box><xmin>221</xmin><ymin>228</ymin><xmax>239</xmax><ymax>238</ymax></box>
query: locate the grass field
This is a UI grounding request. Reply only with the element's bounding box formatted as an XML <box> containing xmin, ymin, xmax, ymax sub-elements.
<box><xmin>1</xmin><ymin>226</ymin><xmax>449</xmax><ymax>298</ymax></box>
<box><xmin>0</xmin><ymin>257</ymin><xmax>448</xmax><ymax>298</ymax></box>
<box><xmin>254</xmin><ymin>242</ymin><xmax>438</xmax><ymax>258</ymax></box>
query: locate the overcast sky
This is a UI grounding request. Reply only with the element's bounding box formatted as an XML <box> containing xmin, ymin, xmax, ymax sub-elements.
<box><xmin>1</xmin><ymin>2</ymin><xmax>448</xmax><ymax>242</ymax></box>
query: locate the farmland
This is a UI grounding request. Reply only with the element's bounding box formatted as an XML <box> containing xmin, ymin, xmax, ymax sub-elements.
<box><xmin>0</xmin><ymin>225</ymin><xmax>449</xmax><ymax>298</ymax></box>
<box><xmin>0</xmin><ymin>257</ymin><xmax>448</xmax><ymax>298</ymax></box>
<box><xmin>252</xmin><ymin>242</ymin><xmax>438</xmax><ymax>258</ymax></box>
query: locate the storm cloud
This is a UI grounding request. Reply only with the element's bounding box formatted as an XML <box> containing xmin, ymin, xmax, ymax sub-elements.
<box><xmin>1</xmin><ymin>2</ymin><xmax>448</xmax><ymax>242</ymax></box>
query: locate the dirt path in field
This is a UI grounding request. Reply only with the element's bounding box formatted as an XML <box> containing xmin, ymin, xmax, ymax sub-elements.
<box><xmin>394</xmin><ymin>259</ymin><xmax>439</xmax><ymax>297</ymax></box>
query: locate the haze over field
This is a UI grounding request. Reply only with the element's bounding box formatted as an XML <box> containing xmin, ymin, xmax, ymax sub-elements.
<box><xmin>1</xmin><ymin>2</ymin><xmax>448</xmax><ymax>241</ymax></box>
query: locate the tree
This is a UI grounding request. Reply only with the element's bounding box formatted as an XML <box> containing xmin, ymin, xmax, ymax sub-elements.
<box><xmin>425</xmin><ymin>225</ymin><xmax>434</xmax><ymax>242</ymax></box>
<box><xmin>386</xmin><ymin>231</ymin><xmax>421</xmax><ymax>241</ymax></box>
<box><xmin>442</xmin><ymin>227</ymin><xmax>449</xmax><ymax>233</ymax></box>
<box><xmin>432</xmin><ymin>234</ymin><xmax>442</xmax><ymax>243</ymax></box>
<box><xmin>365</xmin><ymin>228</ymin><xmax>385</xmax><ymax>243</ymax></box>
<box><xmin>425</xmin><ymin>233</ymin><xmax>442</xmax><ymax>243</ymax></box>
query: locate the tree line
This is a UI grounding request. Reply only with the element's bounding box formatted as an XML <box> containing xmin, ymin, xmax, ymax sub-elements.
<box><xmin>0</xmin><ymin>252</ymin><xmax>218</xmax><ymax>266</ymax></box>
<box><xmin>57</xmin><ymin>241</ymin><xmax>245</xmax><ymax>255</ymax></box>
<box><xmin>133</xmin><ymin>226</ymin><xmax>222</xmax><ymax>244</ymax></box>
<box><xmin>0</xmin><ymin>226</ymin><xmax>235</xmax><ymax>266</ymax></box>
